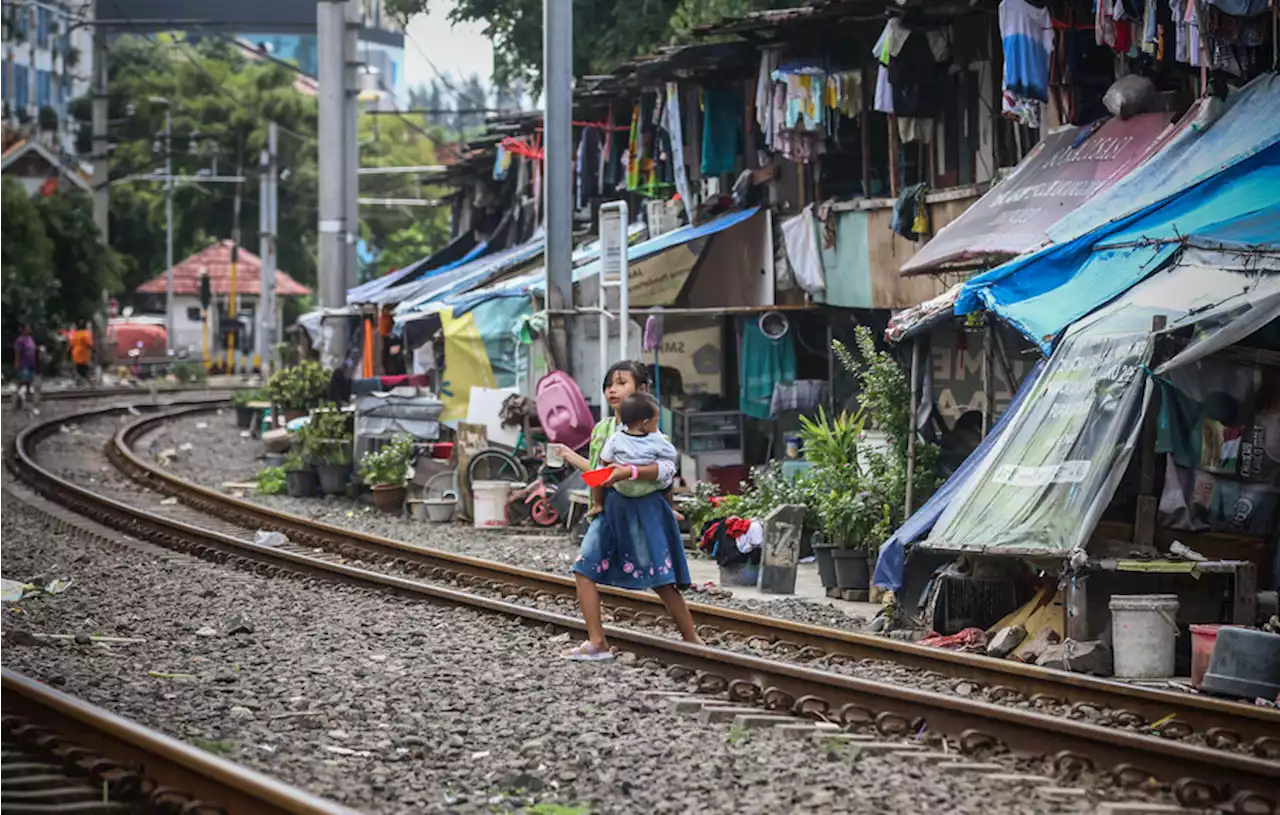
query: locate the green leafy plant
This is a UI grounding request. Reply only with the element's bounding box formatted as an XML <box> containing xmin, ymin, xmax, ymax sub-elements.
<box><xmin>300</xmin><ymin>407</ymin><xmax>353</xmax><ymax>467</ymax></box>
<box><xmin>171</xmin><ymin>359</ymin><xmax>207</xmax><ymax>384</ymax></box>
<box><xmin>282</xmin><ymin>449</ymin><xmax>307</xmax><ymax>472</ymax></box>
<box><xmin>359</xmin><ymin>435</ymin><xmax>414</xmax><ymax>486</ymax></box>
<box><xmin>231</xmin><ymin>388</ymin><xmax>265</xmax><ymax>408</ymax></box>
<box><xmin>797</xmin><ymin>407</ymin><xmax>866</xmax><ymax>471</ymax></box>
<box><xmin>256</xmin><ymin>466</ymin><xmax>286</xmax><ymax>494</ymax></box>
<box><xmin>266</xmin><ymin>360</ymin><xmax>330</xmax><ymax>411</ymax></box>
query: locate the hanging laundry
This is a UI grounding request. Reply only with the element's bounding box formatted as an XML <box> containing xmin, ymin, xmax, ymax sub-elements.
<box><xmin>739</xmin><ymin>319</ymin><xmax>797</xmax><ymax>421</ymax></box>
<box><xmin>1205</xmin><ymin>0</ymin><xmax>1269</xmax><ymax>15</ymax></box>
<box><xmin>755</xmin><ymin>46</ymin><xmax>782</xmax><ymax>142</ymax></box>
<box><xmin>1000</xmin><ymin>0</ymin><xmax>1055</xmax><ymax>122</ymax></box>
<box><xmin>625</xmin><ymin>102</ymin><xmax>641</xmax><ymax>190</ymax></box>
<box><xmin>780</xmin><ymin>205</ymin><xmax>826</xmax><ymax>295</ymax></box>
<box><xmin>891</xmin><ymin>182</ymin><xmax>929</xmax><ymax>242</ymax></box>
<box><xmin>701</xmin><ymin>86</ymin><xmax>741</xmax><ymax>176</ymax></box>
<box><xmin>664</xmin><ymin>82</ymin><xmax>694</xmax><ymax>226</ymax></box>
<box><xmin>493</xmin><ymin>144</ymin><xmax>511</xmax><ymax>181</ymax></box>
<box><xmin>874</xmin><ymin>17</ymin><xmax>912</xmax><ymax>65</ymax></box>
<box><xmin>897</xmin><ymin>117</ymin><xmax>933</xmax><ymax>144</ymax></box>
<box><xmin>873</xmin><ymin>64</ymin><xmax>895</xmax><ymax>114</ymax></box>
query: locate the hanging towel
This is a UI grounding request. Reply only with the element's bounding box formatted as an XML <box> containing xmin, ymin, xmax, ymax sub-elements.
<box><xmin>701</xmin><ymin>87</ymin><xmax>741</xmax><ymax>176</ymax></box>
<box><xmin>739</xmin><ymin>318</ymin><xmax>797</xmax><ymax>421</ymax></box>
<box><xmin>781</xmin><ymin>205</ymin><xmax>826</xmax><ymax>294</ymax></box>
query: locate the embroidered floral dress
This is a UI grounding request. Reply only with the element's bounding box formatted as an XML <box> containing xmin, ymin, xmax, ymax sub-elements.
<box><xmin>570</xmin><ymin>417</ymin><xmax>692</xmax><ymax>590</ymax></box>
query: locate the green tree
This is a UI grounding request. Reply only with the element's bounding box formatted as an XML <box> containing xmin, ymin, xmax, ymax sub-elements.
<box><xmin>385</xmin><ymin>0</ymin><xmax>788</xmax><ymax>87</ymax></box>
<box><xmin>2</xmin><ymin>178</ymin><xmax>58</xmax><ymax>369</ymax></box>
<box><xmin>357</xmin><ymin>114</ymin><xmax>452</xmax><ymax>278</ymax></box>
<box><xmin>35</xmin><ymin>188</ymin><xmax>123</xmax><ymax>328</ymax></box>
<box><xmin>69</xmin><ymin>35</ymin><xmax>320</xmax><ymax>299</ymax></box>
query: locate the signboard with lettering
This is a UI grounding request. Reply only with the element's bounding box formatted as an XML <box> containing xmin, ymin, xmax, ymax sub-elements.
<box><xmin>902</xmin><ymin>113</ymin><xmax>1176</xmax><ymax>274</ymax></box>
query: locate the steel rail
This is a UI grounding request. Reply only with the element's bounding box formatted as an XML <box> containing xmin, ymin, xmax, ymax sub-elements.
<box><xmin>1</xmin><ymin>384</ymin><xmax>249</xmax><ymax>403</ymax></box>
<box><xmin>2</xmin><ymin>670</ymin><xmax>361</xmax><ymax>815</ymax></box>
<box><xmin>9</xmin><ymin>404</ymin><xmax>1280</xmax><ymax>811</ymax></box>
<box><xmin>106</xmin><ymin>403</ymin><xmax>1280</xmax><ymax>755</ymax></box>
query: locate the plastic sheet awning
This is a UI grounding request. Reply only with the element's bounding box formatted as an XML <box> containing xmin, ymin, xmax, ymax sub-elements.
<box><xmin>400</xmin><ymin>207</ymin><xmax>761</xmax><ymax>321</ymax></box>
<box><xmin>900</xmin><ymin>113</ymin><xmax>1176</xmax><ymax>275</ymax></box>
<box><xmin>346</xmin><ymin>234</ymin><xmax>486</xmax><ymax>305</ymax></box>
<box><xmin>924</xmin><ymin>249</ymin><xmax>1280</xmax><ymax>557</ymax></box>
<box><xmin>391</xmin><ymin>237</ymin><xmax>546</xmax><ymax>314</ymax></box>
<box><xmin>958</xmin><ymin>74</ymin><xmax>1280</xmax><ymax>349</ymax></box>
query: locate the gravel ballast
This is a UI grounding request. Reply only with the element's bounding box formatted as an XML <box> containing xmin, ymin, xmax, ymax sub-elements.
<box><xmin>24</xmin><ymin>406</ymin><xmax>1269</xmax><ymax>758</ymax></box>
<box><xmin>138</xmin><ymin>410</ymin><xmax>864</xmax><ymax>630</ymax></box>
<box><xmin>1</xmin><ymin>490</ymin><xmax>1174</xmax><ymax>815</ymax></box>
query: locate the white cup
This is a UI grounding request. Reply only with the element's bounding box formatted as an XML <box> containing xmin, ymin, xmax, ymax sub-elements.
<box><xmin>546</xmin><ymin>445</ymin><xmax>564</xmax><ymax>468</ymax></box>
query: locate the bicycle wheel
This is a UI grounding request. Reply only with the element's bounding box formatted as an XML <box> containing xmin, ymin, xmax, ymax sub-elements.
<box><xmin>467</xmin><ymin>449</ymin><xmax>529</xmax><ymax>485</ymax></box>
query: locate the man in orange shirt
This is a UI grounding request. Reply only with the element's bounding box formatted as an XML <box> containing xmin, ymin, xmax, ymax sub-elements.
<box><xmin>69</xmin><ymin>320</ymin><xmax>94</xmax><ymax>384</ymax></box>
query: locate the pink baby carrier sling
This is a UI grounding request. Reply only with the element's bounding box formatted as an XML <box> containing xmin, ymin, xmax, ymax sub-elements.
<box><xmin>535</xmin><ymin>371</ymin><xmax>594</xmax><ymax>452</ymax></box>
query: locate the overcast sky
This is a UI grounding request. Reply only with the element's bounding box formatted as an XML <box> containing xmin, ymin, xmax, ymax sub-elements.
<box><xmin>403</xmin><ymin>0</ymin><xmax>494</xmax><ymax>92</ymax></box>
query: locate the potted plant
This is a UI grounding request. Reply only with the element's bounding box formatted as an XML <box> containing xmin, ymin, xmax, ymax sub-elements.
<box><xmin>359</xmin><ymin>435</ymin><xmax>413</xmax><ymax>513</ymax></box>
<box><xmin>267</xmin><ymin>361</ymin><xmax>330</xmax><ymax>421</ymax></box>
<box><xmin>282</xmin><ymin>449</ymin><xmax>317</xmax><ymax>498</ymax></box>
<box><xmin>309</xmin><ymin>407</ymin><xmax>353</xmax><ymax>496</ymax></box>
<box><xmin>231</xmin><ymin>389</ymin><xmax>260</xmax><ymax>429</ymax></box>
<box><xmin>798</xmin><ymin>407</ymin><xmax>867</xmax><ymax>590</ymax></box>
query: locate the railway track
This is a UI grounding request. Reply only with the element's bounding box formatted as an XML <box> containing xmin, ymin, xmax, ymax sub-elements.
<box><xmin>2</xmin><ymin>669</ymin><xmax>360</xmax><ymax>815</ymax></box>
<box><xmin>1</xmin><ymin>384</ymin><xmax>249</xmax><ymax>404</ymax></box>
<box><xmin>8</xmin><ymin>400</ymin><xmax>1280</xmax><ymax>812</ymax></box>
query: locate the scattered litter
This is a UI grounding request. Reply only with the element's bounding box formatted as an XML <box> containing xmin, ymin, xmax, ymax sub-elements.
<box><xmin>2</xmin><ymin>576</ymin><xmax>75</xmax><ymax>601</ymax></box>
<box><xmin>160</xmin><ymin>497</ymin><xmax>179</xmax><ymax>505</ymax></box>
<box><xmin>1</xmin><ymin>579</ymin><xmax>28</xmax><ymax>603</ymax></box>
<box><xmin>254</xmin><ymin>530</ymin><xmax>289</xmax><ymax>548</ymax></box>
<box><xmin>179</xmin><ymin>442</ymin><xmax>194</xmax><ymax>451</ymax></box>
<box><xmin>156</xmin><ymin>448</ymin><xmax>177</xmax><ymax>465</ymax></box>
<box><xmin>323</xmin><ymin>745</ymin><xmax>372</xmax><ymax>757</ymax></box>
<box><xmin>147</xmin><ymin>671</ymin><xmax>196</xmax><ymax>679</ymax></box>
<box><xmin>127</xmin><ymin>405</ymin><xmax>142</xmax><ymax>416</ymax></box>
<box><xmin>33</xmin><ymin>633</ymin><xmax>143</xmax><ymax>644</ymax></box>
<box><xmin>471</xmin><ymin>750</ymin><xmax>491</xmax><ymax>760</ymax></box>
<box><xmin>257</xmin><ymin>743</ymin><xmax>278</xmax><ymax>753</ymax></box>
<box><xmin>196</xmin><ymin>422</ymin><xmax>208</xmax><ymax>429</ymax></box>
<box><xmin>240</xmin><ymin>431</ymin><xmax>251</xmax><ymax>438</ymax></box>
<box><xmin>270</xmin><ymin>710</ymin><xmax>323</xmax><ymax>721</ymax></box>
<box><xmin>223</xmin><ymin>482</ymin><xmax>258</xmax><ymax>491</ymax></box>
<box><xmin>195</xmin><ymin>626</ymin><xmax>217</xmax><ymax>637</ymax></box>
<box><xmin>1169</xmin><ymin>541</ymin><xmax>1208</xmax><ymax>562</ymax></box>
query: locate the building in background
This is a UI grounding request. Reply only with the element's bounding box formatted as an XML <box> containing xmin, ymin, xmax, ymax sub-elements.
<box><xmin>237</xmin><ymin>0</ymin><xmax>404</xmax><ymax>110</ymax></box>
<box><xmin>2</xmin><ymin>0</ymin><xmax>94</xmax><ymax>154</ymax></box>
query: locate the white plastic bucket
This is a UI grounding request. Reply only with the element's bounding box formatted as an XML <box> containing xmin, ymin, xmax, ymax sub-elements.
<box><xmin>472</xmin><ymin>481</ymin><xmax>511</xmax><ymax>529</ymax></box>
<box><xmin>1110</xmin><ymin>594</ymin><xmax>1180</xmax><ymax>678</ymax></box>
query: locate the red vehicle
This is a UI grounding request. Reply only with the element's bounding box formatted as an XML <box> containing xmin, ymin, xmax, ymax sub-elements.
<box><xmin>107</xmin><ymin>317</ymin><xmax>169</xmax><ymax>374</ymax></box>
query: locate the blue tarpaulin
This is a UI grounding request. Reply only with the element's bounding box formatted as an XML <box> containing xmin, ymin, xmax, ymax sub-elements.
<box><xmin>429</xmin><ymin>207</ymin><xmax>762</xmax><ymax>316</ymax></box>
<box><xmin>958</xmin><ymin>73</ymin><xmax>1280</xmax><ymax>350</ymax></box>
<box><xmin>391</xmin><ymin>238</ymin><xmax>547</xmax><ymax>314</ymax></box>
<box><xmin>872</xmin><ymin>359</ymin><xmax>1045</xmax><ymax>592</ymax></box>
<box><xmin>346</xmin><ymin>232</ymin><xmax>484</xmax><ymax>304</ymax></box>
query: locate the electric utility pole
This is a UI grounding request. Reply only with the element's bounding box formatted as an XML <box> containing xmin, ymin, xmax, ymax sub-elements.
<box><xmin>258</xmin><ymin>121</ymin><xmax>279</xmax><ymax>377</ymax></box>
<box><xmin>543</xmin><ymin>0</ymin><xmax>573</xmax><ymax>373</ymax></box>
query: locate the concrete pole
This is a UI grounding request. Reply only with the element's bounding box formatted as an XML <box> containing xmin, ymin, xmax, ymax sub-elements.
<box><xmin>164</xmin><ymin>107</ymin><xmax>175</xmax><ymax>353</ymax></box>
<box><xmin>258</xmin><ymin>121</ymin><xmax>278</xmax><ymax>376</ymax></box>
<box><xmin>343</xmin><ymin>0</ymin><xmax>361</xmax><ymax>293</ymax></box>
<box><xmin>92</xmin><ymin>27</ymin><xmax>109</xmax><ymax>372</ymax></box>
<box><xmin>317</xmin><ymin>0</ymin><xmax>347</xmax><ymax>310</ymax></box>
<box><xmin>543</xmin><ymin>0</ymin><xmax>573</xmax><ymax>373</ymax></box>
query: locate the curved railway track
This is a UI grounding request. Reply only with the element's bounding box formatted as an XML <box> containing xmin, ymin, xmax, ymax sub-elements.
<box><xmin>8</xmin><ymin>399</ymin><xmax>1280</xmax><ymax>812</ymax></box>
<box><xmin>2</xmin><ymin>669</ymin><xmax>360</xmax><ymax>815</ymax></box>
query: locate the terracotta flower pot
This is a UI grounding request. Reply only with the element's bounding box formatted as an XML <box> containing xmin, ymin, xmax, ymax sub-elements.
<box><xmin>371</xmin><ymin>483</ymin><xmax>406</xmax><ymax>513</ymax></box>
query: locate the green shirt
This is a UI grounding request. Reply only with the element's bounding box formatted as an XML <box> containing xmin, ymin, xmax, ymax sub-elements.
<box><xmin>589</xmin><ymin>416</ymin><xmax>664</xmax><ymax>498</ymax></box>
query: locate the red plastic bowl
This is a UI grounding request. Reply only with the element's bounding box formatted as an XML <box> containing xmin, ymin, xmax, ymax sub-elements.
<box><xmin>583</xmin><ymin>467</ymin><xmax>614</xmax><ymax>487</ymax></box>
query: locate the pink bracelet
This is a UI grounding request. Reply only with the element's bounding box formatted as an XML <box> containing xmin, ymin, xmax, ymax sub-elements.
<box><xmin>629</xmin><ymin>465</ymin><xmax>638</xmax><ymax>481</ymax></box>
